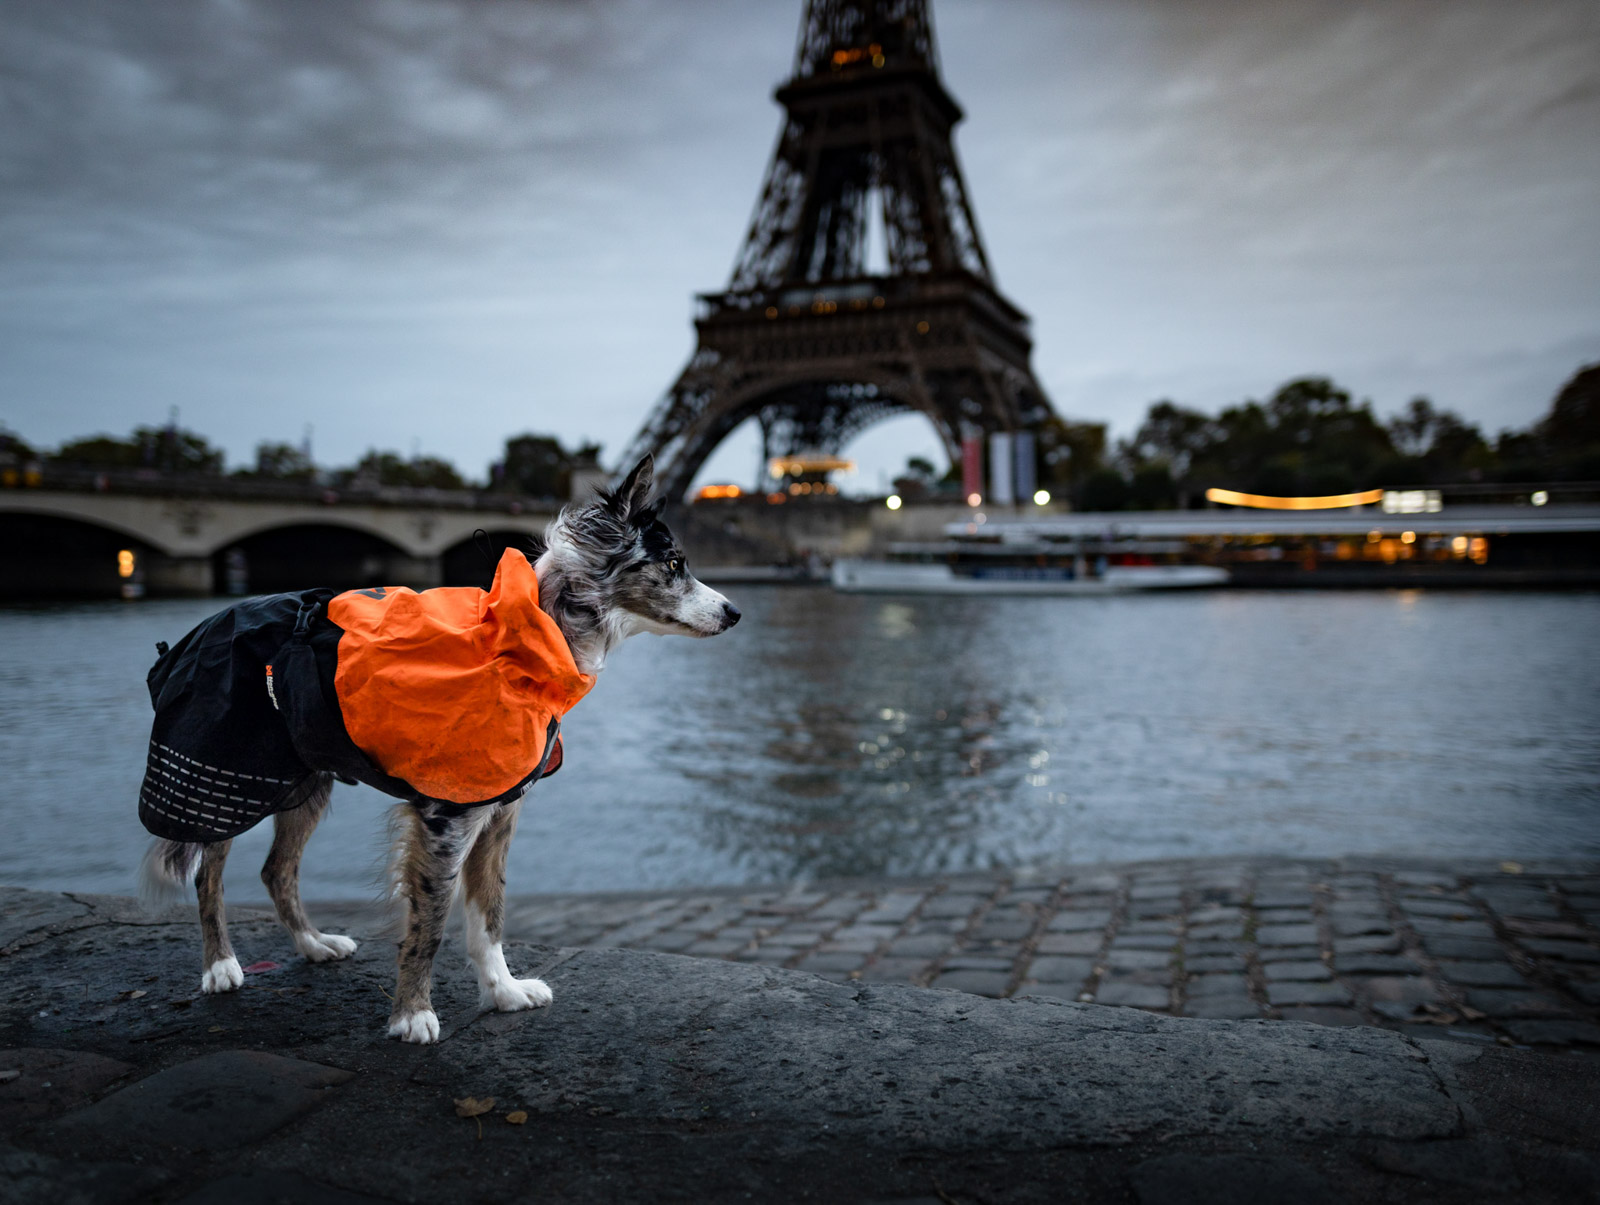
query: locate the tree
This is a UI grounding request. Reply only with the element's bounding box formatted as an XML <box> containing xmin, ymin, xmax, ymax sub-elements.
<box><xmin>0</xmin><ymin>430</ymin><xmax>36</xmax><ymax>461</ymax></box>
<box><xmin>492</xmin><ymin>433</ymin><xmax>602</xmax><ymax>498</ymax></box>
<box><xmin>1384</xmin><ymin>397</ymin><xmax>1490</xmax><ymax>483</ymax></box>
<box><xmin>52</xmin><ymin>426</ymin><xmax>223</xmax><ymax>474</ymax></box>
<box><xmin>1079</xmin><ymin>467</ymin><xmax>1130</xmax><ymax>511</ymax></box>
<box><xmin>1538</xmin><ymin>363</ymin><xmax>1600</xmax><ymax>477</ymax></box>
<box><xmin>345</xmin><ymin>450</ymin><xmax>466</xmax><ymax>490</ymax></box>
<box><xmin>242</xmin><ymin>442</ymin><xmax>315</xmax><ymax>481</ymax></box>
<box><xmin>1034</xmin><ymin>416</ymin><xmax>1107</xmax><ymax>493</ymax></box>
<box><xmin>1123</xmin><ymin>400</ymin><xmax>1213</xmax><ymax>479</ymax></box>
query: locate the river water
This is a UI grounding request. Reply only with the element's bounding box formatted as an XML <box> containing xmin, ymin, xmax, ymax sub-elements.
<box><xmin>1</xmin><ymin>587</ymin><xmax>1596</xmax><ymax>901</ymax></box>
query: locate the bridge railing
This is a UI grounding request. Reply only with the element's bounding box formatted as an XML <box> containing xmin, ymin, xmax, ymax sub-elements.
<box><xmin>0</xmin><ymin>464</ymin><xmax>564</xmax><ymax>513</ymax></box>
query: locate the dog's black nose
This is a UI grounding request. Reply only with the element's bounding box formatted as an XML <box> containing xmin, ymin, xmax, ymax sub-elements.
<box><xmin>721</xmin><ymin>602</ymin><xmax>742</xmax><ymax>627</ymax></box>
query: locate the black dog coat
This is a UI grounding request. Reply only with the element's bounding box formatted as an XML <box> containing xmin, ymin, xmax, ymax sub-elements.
<box><xmin>137</xmin><ymin>550</ymin><xmax>592</xmax><ymax>843</ymax></box>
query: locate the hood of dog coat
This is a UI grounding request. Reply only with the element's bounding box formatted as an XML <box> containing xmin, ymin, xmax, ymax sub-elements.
<box><xmin>326</xmin><ymin>549</ymin><xmax>594</xmax><ymax>804</ymax></box>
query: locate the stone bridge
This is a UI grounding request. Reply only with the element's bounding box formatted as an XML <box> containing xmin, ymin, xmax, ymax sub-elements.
<box><xmin>0</xmin><ymin>477</ymin><xmax>561</xmax><ymax>597</ymax></box>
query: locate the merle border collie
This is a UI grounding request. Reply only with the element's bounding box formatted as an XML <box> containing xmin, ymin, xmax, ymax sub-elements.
<box><xmin>140</xmin><ymin>456</ymin><xmax>739</xmax><ymax>1043</ymax></box>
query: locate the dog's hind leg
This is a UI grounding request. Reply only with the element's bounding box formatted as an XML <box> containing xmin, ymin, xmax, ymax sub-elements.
<box><xmin>262</xmin><ymin>773</ymin><xmax>357</xmax><ymax>963</ymax></box>
<box><xmin>386</xmin><ymin>803</ymin><xmax>488</xmax><ymax>1044</ymax></box>
<box><xmin>196</xmin><ymin>839</ymin><xmax>243</xmax><ymax>994</ymax></box>
<box><xmin>461</xmin><ymin>799</ymin><xmax>550</xmax><ymax>1012</ymax></box>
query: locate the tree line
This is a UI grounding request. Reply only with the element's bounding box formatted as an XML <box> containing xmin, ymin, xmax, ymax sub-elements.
<box><xmin>899</xmin><ymin>362</ymin><xmax>1598</xmax><ymax>509</ymax></box>
<box><xmin>6</xmin><ymin>362</ymin><xmax>1596</xmax><ymax>505</ymax></box>
<box><xmin>0</xmin><ymin>427</ymin><xmax>603</xmax><ymax>500</ymax></box>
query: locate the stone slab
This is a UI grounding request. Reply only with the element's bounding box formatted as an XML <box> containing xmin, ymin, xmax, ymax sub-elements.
<box><xmin>1263</xmin><ymin>961</ymin><xmax>1332</xmax><ymax>982</ymax></box>
<box><xmin>0</xmin><ymin>1047</ymin><xmax>134</xmax><ymax>1126</ymax></box>
<box><xmin>445</xmin><ymin>947</ymin><xmax>1462</xmax><ymax>1146</ymax></box>
<box><xmin>175</xmin><ymin>1169</ymin><xmax>395</xmax><ymax>1205</ymax></box>
<box><xmin>1267</xmin><ymin>981</ymin><xmax>1353</xmax><ymax>1007</ymax></box>
<box><xmin>58</xmin><ymin>1050</ymin><xmax>354</xmax><ymax>1151</ymax></box>
<box><xmin>4</xmin><ymin>874</ymin><xmax>1599</xmax><ymax>1202</ymax></box>
<box><xmin>1184</xmin><ymin>998</ymin><xmax>1262</xmax><ymax>1020</ymax></box>
<box><xmin>1129</xmin><ymin>1153</ymin><xmax>1343</xmax><ymax>1204</ymax></box>
<box><xmin>0</xmin><ymin>1144</ymin><xmax>168</xmax><ymax>1205</ymax></box>
<box><xmin>1334</xmin><ymin>953</ymin><xmax>1420</xmax><ymax>975</ymax></box>
<box><xmin>1256</xmin><ymin>924</ymin><xmax>1320</xmax><ymax>946</ymax></box>
<box><xmin>1435</xmin><ymin>960</ymin><xmax>1529</xmax><ymax>988</ymax></box>
<box><xmin>0</xmin><ymin>888</ymin><xmax>93</xmax><ymax>952</ymax></box>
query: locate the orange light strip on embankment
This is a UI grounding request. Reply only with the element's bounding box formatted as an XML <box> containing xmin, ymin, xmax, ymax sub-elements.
<box><xmin>1204</xmin><ymin>487</ymin><xmax>1385</xmax><ymax>510</ymax></box>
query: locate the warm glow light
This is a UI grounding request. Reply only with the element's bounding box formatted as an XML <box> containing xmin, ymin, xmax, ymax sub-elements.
<box><xmin>1032</xmin><ymin>489</ymin><xmax>1050</xmax><ymax>506</ymax></box>
<box><xmin>1206</xmin><ymin>487</ymin><xmax>1384</xmax><ymax>510</ymax></box>
<box><xmin>117</xmin><ymin>549</ymin><xmax>135</xmax><ymax>578</ymax></box>
<box><xmin>1367</xmin><ymin>530</ymin><xmax>1382</xmax><ymax>543</ymax></box>
<box><xmin>1383</xmin><ymin>488</ymin><xmax>1443</xmax><ymax>514</ymax></box>
<box><xmin>1400</xmin><ymin>530</ymin><xmax>1416</xmax><ymax>544</ymax></box>
<box><xmin>766</xmin><ymin>491</ymin><xmax>786</xmax><ymax>504</ymax></box>
<box><xmin>768</xmin><ymin>455</ymin><xmax>855</xmax><ymax>477</ymax></box>
<box><xmin>885</xmin><ymin>494</ymin><xmax>903</xmax><ymax>510</ymax></box>
<box><xmin>966</xmin><ymin>492</ymin><xmax>982</xmax><ymax>507</ymax></box>
<box><xmin>695</xmin><ymin>483</ymin><xmax>742</xmax><ymax>500</ymax></box>
<box><xmin>1451</xmin><ymin>536</ymin><xmax>1469</xmax><ymax>554</ymax></box>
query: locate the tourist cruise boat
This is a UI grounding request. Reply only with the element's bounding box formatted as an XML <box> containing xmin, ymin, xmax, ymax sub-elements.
<box><xmin>831</xmin><ymin>522</ymin><xmax>1229</xmax><ymax>595</ymax></box>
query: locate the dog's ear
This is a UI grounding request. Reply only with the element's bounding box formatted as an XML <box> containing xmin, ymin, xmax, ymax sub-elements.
<box><xmin>612</xmin><ymin>455</ymin><xmax>654</xmax><ymax>519</ymax></box>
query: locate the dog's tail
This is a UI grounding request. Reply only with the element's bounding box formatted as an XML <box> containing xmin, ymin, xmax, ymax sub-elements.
<box><xmin>138</xmin><ymin>838</ymin><xmax>203</xmax><ymax>909</ymax></box>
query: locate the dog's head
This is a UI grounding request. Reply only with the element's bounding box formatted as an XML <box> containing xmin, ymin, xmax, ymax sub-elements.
<box><xmin>538</xmin><ymin>455</ymin><xmax>740</xmax><ymax>650</ymax></box>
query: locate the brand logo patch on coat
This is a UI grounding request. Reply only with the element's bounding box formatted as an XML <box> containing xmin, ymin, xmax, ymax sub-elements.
<box><xmin>265</xmin><ymin>664</ymin><xmax>279</xmax><ymax>710</ymax></box>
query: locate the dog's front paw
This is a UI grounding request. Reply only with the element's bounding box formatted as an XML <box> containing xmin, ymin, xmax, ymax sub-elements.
<box><xmin>200</xmin><ymin>956</ymin><xmax>243</xmax><ymax>994</ymax></box>
<box><xmin>484</xmin><ymin>976</ymin><xmax>553</xmax><ymax>1013</ymax></box>
<box><xmin>387</xmin><ymin>1009</ymin><xmax>440</xmax><ymax>1044</ymax></box>
<box><xmin>294</xmin><ymin>930</ymin><xmax>359</xmax><ymax>962</ymax></box>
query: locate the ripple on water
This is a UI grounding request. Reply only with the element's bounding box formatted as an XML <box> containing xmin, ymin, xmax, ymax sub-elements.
<box><xmin>0</xmin><ymin>588</ymin><xmax>1596</xmax><ymax>897</ymax></box>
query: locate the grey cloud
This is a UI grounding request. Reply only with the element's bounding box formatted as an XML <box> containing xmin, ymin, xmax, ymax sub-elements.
<box><xmin>1</xmin><ymin>0</ymin><xmax>1596</xmax><ymax>484</ymax></box>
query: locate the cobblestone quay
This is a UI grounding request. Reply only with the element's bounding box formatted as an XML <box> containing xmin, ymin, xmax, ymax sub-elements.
<box><xmin>383</xmin><ymin>855</ymin><xmax>1600</xmax><ymax>1050</ymax></box>
<box><xmin>3</xmin><ymin>857</ymin><xmax>1598</xmax><ymax>1203</ymax></box>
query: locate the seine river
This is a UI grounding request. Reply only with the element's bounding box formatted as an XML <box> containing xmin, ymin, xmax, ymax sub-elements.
<box><xmin>1</xmin><ymin>587</ymin><xmax>1596</xmax><ymax>901</ymax></box>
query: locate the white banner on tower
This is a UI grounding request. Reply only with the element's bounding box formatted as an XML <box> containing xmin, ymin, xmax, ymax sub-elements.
<box><xmin>988</xmin><ymin>432</ymin><xmax>1015</xmax><ymax>506</ymax></box>
<box><xmin>1013</xmin><ymin>431</ymin><xmax>1036</xmax><ymax>502</ymax></box>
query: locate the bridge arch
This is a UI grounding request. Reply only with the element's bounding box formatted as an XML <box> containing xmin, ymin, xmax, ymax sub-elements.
<box><xmin>214</xmin><ymin>523</ymin><xmax>421</xmax><ymax>595</ymax></box>
<box><xmin>0</xmin><ymin>511</ymin><xmax>163</xmax><ymax>599</ymax></box>
<box><xmin>440</xmin><ymin>529</ymin><xmax>544</xmax><ymax>589</ymax></box>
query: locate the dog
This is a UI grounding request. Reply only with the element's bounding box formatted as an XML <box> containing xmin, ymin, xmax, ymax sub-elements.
<box><xmin>139</xmin><ymin>455</ymin><xmax>739</xmax><ymax>1043</ymax></box>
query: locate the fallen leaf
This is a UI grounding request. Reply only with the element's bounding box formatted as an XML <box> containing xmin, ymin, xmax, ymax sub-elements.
<box><xmin>454</xmin><ymin>1096</ymin><xmax>495</xmax><ymax>1118</ymax></box>
<box><xmin>208</xmin><ymin>1026</ymin><xmax>226</xmax><ymax>1034</ymax></box>
<box><xmin>1499</xmin><ymin>861</ymin><xmax>1524</xmax><ymax>875</ymax></box>
<box><xmin>505</xmin><ymin>1111</ymin><xmax>527</xmax><ymax>1125</ymax></box>
<box><xmin>242</xmin><ymin>961</ymin><xmax>280</xmax><ymax>974</ymax></box>
<box><xmin>116</xmin><ymin>989</ymin><xmax>147</xmax><ymax>1001</ymax></box>
<box><xmin>1458</xmin><ymin>1005</ymin><xmax>1487</xmax><ymax>1021</ymax></box>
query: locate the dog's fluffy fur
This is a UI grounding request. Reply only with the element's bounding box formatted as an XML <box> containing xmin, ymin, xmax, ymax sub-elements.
<box><xmin>139</xmin><ymin>456</ymin><xmax>738</xmax><ymax>1042</ymax></box>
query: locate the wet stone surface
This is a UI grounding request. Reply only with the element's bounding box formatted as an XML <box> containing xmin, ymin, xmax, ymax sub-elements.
<box><xmin>2</xmin><ymin>859</ymin><xmax>1598</xmax><ymax>1202</ymax></box>
<box><xmin>344</xmin><ymin>855</ymin><xmax>1600</xmax><ymax>1053</ymax></box>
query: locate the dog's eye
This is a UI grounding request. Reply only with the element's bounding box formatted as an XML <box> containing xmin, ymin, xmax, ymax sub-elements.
<box><xmin>667</xmin><ymin>559</ymin><xmax>680</xmax><ymax>574</ymax></box>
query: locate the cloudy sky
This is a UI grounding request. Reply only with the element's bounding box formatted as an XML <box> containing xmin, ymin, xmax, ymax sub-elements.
<box><xmin>2</xmin><ymin>0</ymin><xmax>1597</xmax><ymax>492</ymax></box>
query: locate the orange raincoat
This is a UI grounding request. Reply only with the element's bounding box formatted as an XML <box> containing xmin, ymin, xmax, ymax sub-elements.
<box><xmin>326</xmin><ymin>549</ymin><xmax>594</xmax><ymax>802</ymax></box>
<box><xmin>138</xmin><ymin>549</ymin><xmax>592</xmax><ymax>843</ymax></box>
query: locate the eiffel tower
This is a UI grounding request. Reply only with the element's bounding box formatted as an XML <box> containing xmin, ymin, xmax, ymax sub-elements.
<box><xmin>619</xmin><ymin>0</ymin><xmax>1056</xmax><ymax>500</ymax></box>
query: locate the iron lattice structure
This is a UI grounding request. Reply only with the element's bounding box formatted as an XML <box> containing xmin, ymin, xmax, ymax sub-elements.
<box><xmin>620</xmin><ymin>0</ymin><xmax>1055</xmax><ymax>498</ymax></box>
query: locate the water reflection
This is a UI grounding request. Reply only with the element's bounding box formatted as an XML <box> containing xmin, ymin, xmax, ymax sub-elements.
<box><xmin>1</xmin><ymin>587</ymin><xmax>1597</xmax><ymax>897</ymax></box>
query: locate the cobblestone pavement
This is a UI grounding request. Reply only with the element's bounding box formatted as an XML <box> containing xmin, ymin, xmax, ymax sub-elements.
<box><xmin>470</xmin><ymin>857</ymin><xmax>1600</xmax><ymax>1050</ymax></box>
